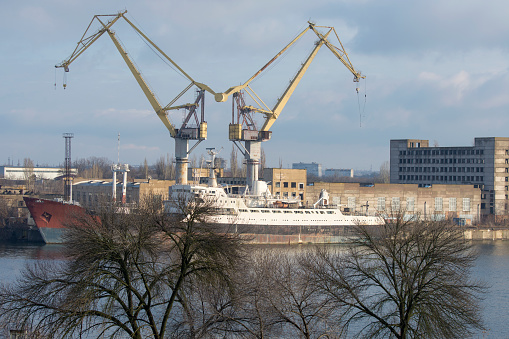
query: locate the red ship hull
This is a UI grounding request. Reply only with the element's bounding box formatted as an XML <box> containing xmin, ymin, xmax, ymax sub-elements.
<box><xmin>23</xmin><ymin>197</ymin><xmax>87</xmax><ymax>244</ymax></box>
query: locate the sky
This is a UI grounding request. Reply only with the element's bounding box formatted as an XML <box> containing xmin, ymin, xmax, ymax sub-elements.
<box><xmin>1</xmin><ymin>0</ymin><xmax>508</xmax><ymax>172</ymax></box>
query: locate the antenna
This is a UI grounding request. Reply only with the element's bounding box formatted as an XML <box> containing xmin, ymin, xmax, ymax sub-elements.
<box><xmin>117</xmin><ymin>133</ymin><xmax>120</xmax><ymax>165</ymax></box>
<box><xmin>63</xmin><ymin>133</ymin><xmax>74</xmax><ymax>201</ymax></box>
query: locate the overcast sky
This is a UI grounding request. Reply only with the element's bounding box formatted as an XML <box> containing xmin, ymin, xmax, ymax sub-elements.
<box><xmin>1</xmin><ymin>0</ymin><xmax>508</xmax><ymax>172</ymax></box>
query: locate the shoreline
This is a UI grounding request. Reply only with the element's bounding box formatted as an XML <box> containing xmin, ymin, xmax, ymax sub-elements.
<box><xmin>465</xmin><ymin>228</ymin><xmax>509</xmax><ymax>241</ymax></box>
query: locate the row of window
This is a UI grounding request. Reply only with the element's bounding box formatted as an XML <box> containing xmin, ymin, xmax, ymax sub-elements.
<box><xmin>399</xmin><ymin>167</ymin><xmax>484</xmax><ymax>173</ymax></box>
<box><xmin>74</xmin><ymin>192</ymin><xmax>133</xmax><ymax>204</ymax></box>
<box><xmin>398</xmin><ymin>175</ymin><xmax>483</xmax><ymax>182</ymax></box>
<box><xmin>274</xmin><ymin>182</ymin><xmax>305</xmax><ymax>189</ymax></box>
<box><xmin>376</xmin><ymin>197</ymin><xmax>471</xmax><ymax>212</ymax></box>
<box><xmin>274</xmin><ymin>192</ymin><xmax>305</xmax><ymax>200</ymax></box>
<box><xmin>238</xmin><ymin>208</ymin><xmax>335</xmax><ymax>215</ymax></box>
<box><xmin>335</xmin><ymin>196</ymin><xmax>471</xmax><ymax>212</ymax></box>
<box><xmin>399</xmin><ymin>158</ymin><xmax>484</xmax><ymax>164</ymax></box>
<box><xmin>399</xmin><ymin>149</ymin><xmax>484</xmax><ymax>156</ymax></box>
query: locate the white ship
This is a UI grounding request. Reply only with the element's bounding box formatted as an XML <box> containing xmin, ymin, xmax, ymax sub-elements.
<box><xmin>164</xmin><ymin>152</ymin><xmax>384</xmax><ymax>244</ymax></box>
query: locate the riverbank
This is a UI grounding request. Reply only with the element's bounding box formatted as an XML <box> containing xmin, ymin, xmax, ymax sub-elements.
<box><xmin>465</xmin><ymin>228</ymin><xmax>509</xmax><ymax>240</ymax></box>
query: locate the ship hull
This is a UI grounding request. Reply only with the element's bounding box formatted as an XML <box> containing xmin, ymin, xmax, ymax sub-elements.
<box><xmin>24</xmin><ymin>197</ymin><xmax>379</xmax><ymax>245</ymax></box>
<box><xmin>23</xmin><ymin>197</ymin><xmax>86</xmax><ymax>244</ymax></box>
<box><xmin>209</xmin><ymin>223</ymin><xmax>370</xmax><ymax>244</ymax></box>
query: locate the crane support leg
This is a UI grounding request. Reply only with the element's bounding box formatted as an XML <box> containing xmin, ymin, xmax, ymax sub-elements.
<box><xmin>175</xmin><ymin>138</ymin><xmax>189</xmax><ymax>185</ymax></box>
<box><xmin>244</xmin><ymin>140</ymin><xmax>261</xmax><ymax>191</ymax></box>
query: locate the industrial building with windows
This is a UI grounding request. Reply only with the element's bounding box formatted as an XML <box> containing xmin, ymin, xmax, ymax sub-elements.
<box><xmin>306</xmin><ymin>182</ymin><xmax>481</xmax><ymax>223</ymax></box>
<box><xmin>390</xmin><ymin>137</ymin><xmax>509</xmax><ymax>219</ymax></box>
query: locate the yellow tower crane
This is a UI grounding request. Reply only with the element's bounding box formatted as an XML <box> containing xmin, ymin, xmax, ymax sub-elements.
<box><xmin>214</xmin><ymin>22</ymin><xmax>365</xmax><ymax>191</ymax></box>
<box><xmin>55</xmin><ymin>11</ymin><xmax>217</xmax><ymax>185</ymax></box>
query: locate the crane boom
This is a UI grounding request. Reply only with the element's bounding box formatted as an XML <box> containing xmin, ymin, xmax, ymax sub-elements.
<box><xmin>55</xmin><ymin>10</ymin><xmax>216</xmax><ymax>138</ymax></box>
<box><xmin>214</xmin><ymin>25</ymin><xmax>310</xmax><ymax>103</ymax></box>
<box><xmin>56</xmin><ymin>12</ymin><xmax>126</xmax><ymax>71</ymax></box>
<box><xmin>56</xmin><ymin>10</ymin><xmax>215</xmax><ymax>185</ymax></box>
<box><xmin>223</xmin><ymin>22</ymin><xmax>364</xmax><ymax>136</ymax></box>
<box><xmin>260</xmin><ymin>29</ymin><xmax>331</xmax><ymax>132</ymax></box>
<box><xmin>105</xmin><ymin>29</ymin><xmax>176</xmax><ymax>136</ymax></box>
<box><xmin>225</xmin><ymin>22</ymin><xmax>364</xmax><ymax>192</ymax></box>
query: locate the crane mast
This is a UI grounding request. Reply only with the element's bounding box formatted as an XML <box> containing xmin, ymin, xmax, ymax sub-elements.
<box><xmin>219</xmin><ymin>22</ymin><xmax>365</xmax><ymax>191</ymax></box>
<box><xmin>56</xmin><ymin>11</ymin><xmax>216</xmax><ymax>185</ymax></box>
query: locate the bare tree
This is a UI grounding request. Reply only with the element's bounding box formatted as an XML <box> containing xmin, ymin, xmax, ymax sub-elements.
<box><xmin>253</xmin><ymin>249</ymin><xmax>338</xmax><ymax>338</ymax></box>
<box><xmin>74</xmin><ymin>156</ymin><xmax>111</xmax><ymax>179</ymax></box>
<box><xmin>154</xmin><ymin>156</ymin><xmax>166</xmax><ymax>179</ymax></box>
<box><xmin>192</xmin><ymin>248</ymin><xmax>340</xmax><ymax>339</ymax></box>
<box><xmin>302</xmin><ymin>217</ymin><xmax>486</xmax><ymax>338</ymax></box>
<box><xmin>166</xmin><ymin>153</ymin><xmax>175</xmax><ymax>180</ymax></box>
<box><xmin>143</xmin><ymin>158</ymin><xmax>149</xmax><ymax>179</ymax></box>
<box><xmin>22</xmin><ymin>158</ymin><xmax>35</xmax><ymax>191</ymax></box>
<box><xmin>378</xmin><ymin>160</ymin><xmax>390</xmax><ymax>183</ymax></box>
<box><xmin>230</xmin><ymin>144</ymin><xmax>238</xmax><ymax>177</ymax></box>
<box><xmin>0</xmin><ymin>195</ymin><xmax>245</xmax><ymax>338</ymax></box>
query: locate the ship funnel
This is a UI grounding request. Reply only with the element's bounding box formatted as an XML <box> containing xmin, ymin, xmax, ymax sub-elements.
<box><xmin>252</xmin><ymin>180</ymin><xmax>269</xmax><ymax>196</ymax></box>
<box><xmin>206</xmin><ymin>147</ymin><xmax>221</xmax><ymax>187</ymax></box>
<box><xmin>318</xmin><ymin>189</ymin><xmax>329</xmax><ymax>206</ymax></box>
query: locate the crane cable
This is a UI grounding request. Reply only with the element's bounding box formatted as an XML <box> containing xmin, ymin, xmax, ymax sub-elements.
<box><xmin>357</xmin><ymin>78</ymin><xmax>367</xmax><ymax>127</ymax></box>
<box><xmin>128</xmin><ymin>13</ymin><xmax>189</xmax><ymax>81</ymax></box>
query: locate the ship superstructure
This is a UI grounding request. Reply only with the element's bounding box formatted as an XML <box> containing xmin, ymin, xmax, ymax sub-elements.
<box><xmin>164</xmin><ymin>151</ymin><xmax>384</xmax><ymax>244</ymax></box>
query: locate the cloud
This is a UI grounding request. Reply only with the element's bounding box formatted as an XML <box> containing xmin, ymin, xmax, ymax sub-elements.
<box><xmin>1</xmin><ymin>0</ymin><xmax>509</xmax><ymax>171</ymax></box>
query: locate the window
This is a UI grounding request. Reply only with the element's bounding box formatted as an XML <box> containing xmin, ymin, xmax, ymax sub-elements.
<box><xmin>463</xmin><ymin>198</ymin><xmax>471</xmax><ymax>212</ymax></box>
<box><xmin>406</xmin><ymin>197</ymin><xmax>415</xmax><ymax>211</ymax></box>
<box><xmin>291</xmin><ymin>182</ymin><xmax>296</xmax><ymax>188</ymax></box>
<box><xmin>435</xmin><ymin>197</ymin><xmax>443</xmax><ymax>211</ymax></box>
<box><xmin>283</xmin><ymin>182</ymin><xmax>288</xmax><ymax>188</ymax></box>
<box><xmin>377</xmin><ymin>197</ymin><xmax>386</xmax><ymax>211</ymax></box>
<box><xmin>348</xmin><ymin>197</ymin><xmax>356</xmax><ymax>210</ymax></box>
<box><xmin>449</xmin><ymin>198</ymin><xmax>456</xmax><ymax>212</ymax></box>
<box><xmin>392</xmin><ymin>197</ymin><xmax>400</xmax><ymax>211</ymax></box>
<box><xmin>275</xmin><ymin>182</ymin><xmax>280</xmax><ymax>188</ymax></box>
<box><xmin>299</xmin><ymin>183</ymin><xmax>304</xmax><ymax>190</ymax></box>
<box><xmin>333</xmin><ymin>196</ymin><xmax>341</xmax><ymax>206</ymax></box>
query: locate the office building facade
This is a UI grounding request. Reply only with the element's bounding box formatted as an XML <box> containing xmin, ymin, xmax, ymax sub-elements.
<box><xmin>390</xmin><ymin>138</ymin><xmax>509</xmax><ymax>218</ymax></box>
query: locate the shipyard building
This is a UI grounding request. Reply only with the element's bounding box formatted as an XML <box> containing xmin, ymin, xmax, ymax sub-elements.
<box><xmin>292</xmin><ymin>162</ymin><xmax>322</xmax><ymax>177</ymax></box>
<box><xmin>390</xmin><ymin>137</ymin><xmax>509</xmax><ymax>220</ymax></box>
<box><xmin>0</xmin><ymin>166</ymin><xmax>77</xmax><ymax>180</ymax></box>
<box><xmin>305</xmin><ymin>182</ymin><xmax>481</xmax><ymax>223</ymax></box>
<box><xmin>72</xmin><ymin>179</ymin><xmax>174</xmax><ymax>207</ymax></box>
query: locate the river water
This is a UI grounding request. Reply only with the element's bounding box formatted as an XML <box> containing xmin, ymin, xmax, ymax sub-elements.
<box><xmin>0</xmin><ymin>241</ymin><xmax>507</xmax><ymax>338</ymax></box>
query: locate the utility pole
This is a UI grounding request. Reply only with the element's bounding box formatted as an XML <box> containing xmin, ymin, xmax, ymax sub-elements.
<box><xmin>63</xmin><ymin>133</ymin><xmax>74</xmax><ymax>201</ymax></box>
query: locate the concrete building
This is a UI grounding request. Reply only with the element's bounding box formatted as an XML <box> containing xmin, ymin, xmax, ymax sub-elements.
<box><xmin>390</xmin><ymin>138</ymin><xmax>509</xmax><ymax>219</ymax></box>
<box><xmin>292</xmin><ymin>162</ymin><xmax>322</xmax><ymax>177</ymax></box>
<box><xmin>187</xmin><ymin>167</ymin><xmax>223</xmax><ymax>184</ymax></box>
<box><xmin>72</xmin><ymin>179</ymin><xmax>174</xmax><ymax>207</ymax></box>
<box><xmin>217</xmin><ymin>177</ymin><xmax>246</xmax><ymax>186</ymax></box>
<box><xmin>306</xmin><ymin>182</ymin><xmax>481</xmax><ymax>223</ymax></box>
<box><xmin>0</xmin><ymin>166</ymin><xmax>77</xmax><ymax>180</ymax></box>
<box><xmin>324</xmin><ymin>168</ymin><xmax>354</xmax><ymax>178</ymax></box>
<box><xmin>263</xmin><ymin>168</ymin><xmax>306</xmax><ymax>201</ymax></box>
